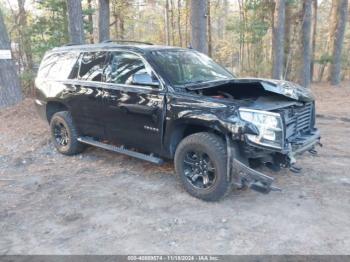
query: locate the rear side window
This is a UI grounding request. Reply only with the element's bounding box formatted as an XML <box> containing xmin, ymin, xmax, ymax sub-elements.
<box><xmin>104</xmin><ymin>52</ymin><xmax>147</xmax><ymax>85</ymax></box>
<box><xmin>37</xmin><ymin>53</ymin><xmax>59</xmax><ymax>78</ymax></box>
<box><xmin>77</xmin><ymin>52</ymin><xmax>108</xmax><ymax>82</ymax></box>
<box><xmin>38</xmin><ymin>52</ymin><xmax>79</xmax><ymax>80</ymax></box>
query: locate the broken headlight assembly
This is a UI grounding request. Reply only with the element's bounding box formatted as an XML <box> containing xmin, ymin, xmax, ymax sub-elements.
<box><xmin>239</xmin><ymin>108</ymin><xmax>284</xmax><ymax>149</ymax></box>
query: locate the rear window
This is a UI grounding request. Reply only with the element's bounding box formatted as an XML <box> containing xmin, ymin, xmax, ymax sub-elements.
<box><xmin>37</xmin><ymin>52</ymin><xmax>79</xmax><ymax>80</ymax></box>
<box><xmin>37</xmin><ymin>53</ymin><xmax>59</xmax><ymax>78</ymax></box>
<box><xmin>77</xmin><ymin>52</ymin><xmax>108</xmax><ymax>82</ymax></box>
<box><xmin>104</xmin><ymin>52</ymin><xmax>147</xmax><ymax>85</ymax></box>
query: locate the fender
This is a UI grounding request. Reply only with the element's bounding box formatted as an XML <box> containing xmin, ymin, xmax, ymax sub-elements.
<box><xmin>163</xmin><ymin>92</ymin><xmax>237</xmax><ymax>157</ymax></box>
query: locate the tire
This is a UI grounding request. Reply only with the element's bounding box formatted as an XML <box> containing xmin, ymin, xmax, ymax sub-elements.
<box><xmin>174</xmin><ymin>132</ymin><xmax>231</xmax><ymax>201</ymax></box>
<box><xmin>50</xmin><ymin>111</ymin><xmax>86</xmax><ymax>155</ymax></box>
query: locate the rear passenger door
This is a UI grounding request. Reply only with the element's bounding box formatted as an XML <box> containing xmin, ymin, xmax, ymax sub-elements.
<box><xmin>65</xmin><ymin>51</ymin><xmax>109</xmax><ymax>138</ymax></box>
<box><xmin>102</xmin><ymin>51</ymin><xmax>166</xmax><ymax>153</ymax></box>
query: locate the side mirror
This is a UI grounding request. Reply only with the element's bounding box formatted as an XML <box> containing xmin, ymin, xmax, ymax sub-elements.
<box><xmin>132</xmin><ymin>72</ymin><xmax>160</xmax><ymax>87</ymax></box>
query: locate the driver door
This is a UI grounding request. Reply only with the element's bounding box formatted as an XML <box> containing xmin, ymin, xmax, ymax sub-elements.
<box><xmin>102</xmin><ymin>51</ymin><xmax>166</xmax><ymax>154</ymax></box>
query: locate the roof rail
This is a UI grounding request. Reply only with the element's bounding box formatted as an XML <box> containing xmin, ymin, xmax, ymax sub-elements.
<box><xmin>101</xmin><ymin>40</ymin><xmax>153</xmax><ymax>45</ymax></box>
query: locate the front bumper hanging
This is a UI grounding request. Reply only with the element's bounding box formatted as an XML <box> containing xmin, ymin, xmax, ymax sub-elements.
<box><xmin>226</xmin><ymin>130</ymin><xmax>321</xmax><ymax>194</ymax></box>
<box><xmin>232</xmin><ymin>159</ymin><xmax>281</xmax><ymax>194</ymax></box>
<box><xmin>226</xmin><ymin>135</ymin><xmax>281</xmax><ymax>194</ymax></box>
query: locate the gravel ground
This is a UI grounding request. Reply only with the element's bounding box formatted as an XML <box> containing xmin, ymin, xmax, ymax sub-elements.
<box><xmin>0</xmin><ymin>82</ymin><xmax>349</xmax><ymax>255</ymax></box>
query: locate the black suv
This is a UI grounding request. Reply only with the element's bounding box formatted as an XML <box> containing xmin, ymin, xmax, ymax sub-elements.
<box><xmin>35</xmin><ymin>41</ymin><xmax>321</xmax><ymax>201</ymax></box>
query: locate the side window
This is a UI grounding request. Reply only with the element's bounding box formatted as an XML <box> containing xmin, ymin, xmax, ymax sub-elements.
<box><xmin>77</xmin><ymin>52</ymin><xmax>108</xmax><ymax>82</ymax></box>
<box><xmin>37</xmin><ymin>53</ymin><xmax>60</xmax><ymax>78</ymax></box>
<box><xmin>38</xmin><ymin>52</ymin><xmax>79</xmax><ymax>80</ymax></box>
<box><xmin>49</xmin><ymin>52</ymin><xmax>79</xmax><ymax>80</ymax></box>
<box><xmin>105</xmin><ymin>52</ymin><xmax>150</xmax><ymax>85</ymax></box>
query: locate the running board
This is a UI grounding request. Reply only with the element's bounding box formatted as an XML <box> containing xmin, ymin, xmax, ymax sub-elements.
<box><xmin>77</xmin><ymin>136</ymin><xmax>164</xmax><ymax>165</ymax></box>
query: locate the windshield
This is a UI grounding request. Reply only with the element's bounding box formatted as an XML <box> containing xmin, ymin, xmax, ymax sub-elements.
<box><xmin>150</xmin><ymin>50</ymin><xmax>234</xmax><ymax>86</ymax></box>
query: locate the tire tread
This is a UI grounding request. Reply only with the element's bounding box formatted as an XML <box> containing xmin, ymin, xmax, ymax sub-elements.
<box><xmin>50</xmin><ymin>111</ymin><xmax>86</xmax><ymax>155</ymax></box>
<box><xmin>174</xmin><ymin>132</ymin><xmax>231</xmax><ymax>201</ymax></box>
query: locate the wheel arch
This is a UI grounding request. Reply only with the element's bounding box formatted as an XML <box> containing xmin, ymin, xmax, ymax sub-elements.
<box><xmin>166</xmin><ymin>121</ymin><xmax>227</xmax><ymax>158</ymax></box>
<box><xmin>46</xmin><ymin>100</ymin><xmax>69</xmax><ymax>123</ymax></box>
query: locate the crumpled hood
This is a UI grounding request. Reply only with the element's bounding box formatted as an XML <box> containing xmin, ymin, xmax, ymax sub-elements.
<box><xmin>233</xmin><ymin>78</ymin><xmax>314</xmax><ymax>102</ymax></box>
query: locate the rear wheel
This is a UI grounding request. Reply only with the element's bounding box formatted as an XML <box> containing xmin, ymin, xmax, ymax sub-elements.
<box><xmin>174</xmin><ymin>132</ymin><xmax>231</xmax><ymax>201</ymax></box>
<box><xmin>50</xmin><ymin>111</ymin><xmax>86</xmax><ymax>155</ymax></box>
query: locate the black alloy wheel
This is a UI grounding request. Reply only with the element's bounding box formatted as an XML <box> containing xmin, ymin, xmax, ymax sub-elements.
<box><xmin>175</xmin><ymin>132</ymin><xmax>231</xmax><ymax>201</ymax></box>
<box><xmin>53</xmin><ymin>121</ymin><xmax>70</xmax><ymax>147</ymax></box>
<box><xmin>183</xmin><ymin>150</ymin><xmax>216</xmax><ymax>189</ymax></box>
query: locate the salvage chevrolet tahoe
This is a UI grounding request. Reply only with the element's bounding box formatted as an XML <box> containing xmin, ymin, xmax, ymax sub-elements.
<box><xmin>35</xmin><ymin>41</ymin><xmax>321</xmax><ymax>201</ymax></box>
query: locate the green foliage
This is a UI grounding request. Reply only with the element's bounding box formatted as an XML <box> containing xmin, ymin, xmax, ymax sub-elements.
<box><xmin>19</xmin><ymin>69</ymin><xmax>35</xmax><ymax>95</ymax></box>
<box><xmin>83</xmin><ymin>4</ymin><xmax>96</xmax><ymax>36</ymax></box>
<box><xmin>317</xmin><ymin>53</ymin><xmax>333</xmax><ymax>65</ymax></box>
<box><xmin>286</xmin><ymin>0</ymin><xmax>298</xmax><ymax>6</ymax></box>
<box><xmin>30</xmin><ymin>0</ymin><xmax>69</xmax><ymax>63</ymax></box>
<box><xmin>244</xmin><ymin>0</ymin><xmax>272</xmax><ymax>44</ymax></box>
<box><xmin>225</xmin><ymin>0</ymin><xmax>273</xmax><ymax>75</ymax></box>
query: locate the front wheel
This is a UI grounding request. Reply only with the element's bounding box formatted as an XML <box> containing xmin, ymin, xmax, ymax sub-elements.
<box><xmin>174</xmin><ymin>132</ymin><xmax>231</xmax><ymax>201</ymax></box>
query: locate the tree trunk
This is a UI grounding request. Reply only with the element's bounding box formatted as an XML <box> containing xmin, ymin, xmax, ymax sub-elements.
<box><xmin>170</xmin><ymin>0</ymin><xmax>176</xmax><ymax>45</ymax></box>
<box><xmin>119</xmin><ymin>15</ymin><xmax>125</xmax><ymax>40</ymax></box>
<box><xmin>215</xmin><ymin>0</ymin><xmax>223</xmax><ymax>39</ymax></box>
<box><xmin>112</xmin><ymin>7</ymin><xmax>118</xmax><ymax>39</ymax></box>
<box><xmin>87</xmin><ymin>0</ymin><xmax>94</xmax><ymax>44</ymax></box>
<box><xmin>17</xmin><ymin>0</ymin><xmax>33</xmax><ymax>71</ymax></box>
<box><xmin>222</xmin><ymin>0</ymin><xmax>228</xmax><ymax>39</ymax></box>
<box><xmin>322</xmin><ymin>0</ymin><xmax>338</xmax><ymax>81</ymax></box>
<box><xmin>207</xmin><ymin>0</ymin><xmax>212</xmax><ymax>57</ymax></box>
<box><xmin>284</xmin><ymin>0</ymin><xmax>293</xmax><ymax>80</ymax></box>
<box><xmin>66</xmin><ymin>0</ymin><xmax>85</xmax><ymax>44</ymax></box>
<box><xmin>300</xmin><ymin>0</ymin><xmax>312</xmax><ymax>88</ymax></box>
<box><xmin>190</xmin><ymin>0</ymin><xmax>208</xmax><ymax>54</ymax></box>
<box><xmin>310</xmin><ymin>0</ymin><xmax>317</xmax><ymax>82</ymax></box>
<box><xmin>185</xmin><ymin>0</ymin><xmax>190</xmax><ymax>47</ymax></box>
<box><xmin>0</xmin><ymin>11</ymin><xmax>22</xmax><ymax>109</ymax></box>
<box><xmin>330</xmin><ymin>0</ymin><xmax>348</xmax><ymax>85</ymax></box>
<box><xmin>272</xmin><ymin>0</ymin><xmax>285</xmax><ymax>80</ymax></box>
<box><xmin>177</xmin><ymin>0</ymin><xmax>183</xmax><ymax>47</ymax></box>
<box><xmin>165</xmin><ymin>0</ymin><xmax>170</xmax><ymax>45</ymax></box>
<box><xmin>62</xmin><ymin>1</ymin><xmax>70</xmax><ymax>43</ymax></box>
<box><xmin>98</xmin><ymin>0</ymin><xmax>110</xmax><ymax>42</ymax></box>
<box><xmin>92</xmin><ymin>0</ymin><xmax>100</xmax><ymax>43</ymax></box>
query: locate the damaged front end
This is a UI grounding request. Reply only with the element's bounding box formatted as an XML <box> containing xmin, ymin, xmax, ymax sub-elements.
<box><xmin>225</xmin><ymin>136</ymin><xmax>282</xmax><ymax>194</ymax></box>
<box><xmin>186</xmin><ymin>77</ymin><xmax>321</xmax><ymax>194</ymax></box>
<box><xmin>202</xmin><ymin>78</ymin><xmax>322</xmax><ymax>194</ymax></box>
<box><xmin>227</xmin><ymin>123</ymin><xmax>321</xmax><ymax>194</ymax></box>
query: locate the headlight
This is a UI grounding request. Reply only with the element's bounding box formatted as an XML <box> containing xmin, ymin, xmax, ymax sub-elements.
<box><xmin>239</xmin><ymin>108</ymin><xmax>284</xmax><ymax>149</ymax></box>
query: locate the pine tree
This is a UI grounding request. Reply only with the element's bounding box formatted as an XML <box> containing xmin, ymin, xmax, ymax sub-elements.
<box><xmin>272</xmin><ymin>0</ymin><xmax>286</xmax><ymax>79</ymax></box>
<box><xmin>99</xmin><ymin>0</ymin><xmax>110</xmax><ymax>42</ymax></box>
<box><xmin>66</xmin><ymin>0</ymin><xmax>85</xmax><ymax>44</ymax></box>
<box><xmin>300</xmin><ymin>0</ymin><xmax>312</xmax><ymax>88</ymax></box>
<box><xmin>330</xmin><ymin>0</ymin><xmax>348</xmax><ymax>85</ymax></box>
<box><xmin>190</xmin><ymin>0</ymin><xmax>208</xmax><ymax>54</ymax></box>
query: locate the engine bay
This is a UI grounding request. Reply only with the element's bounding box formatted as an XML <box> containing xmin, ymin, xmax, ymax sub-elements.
<box><xmin>189</xmin><ymin>81</ymin><xmax>302</xmax><ymax>111</ymax></box>
<box><xmin>193</xmin><ymin>82</ymin><xmax>269</xmax><ymax>101</ymax></box>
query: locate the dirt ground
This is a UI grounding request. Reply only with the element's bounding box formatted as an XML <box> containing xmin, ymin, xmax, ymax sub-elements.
<box><xmin>0</xmin><ymin>82</ymin><xmax>350</xmax><ymax>255</ymax></box>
